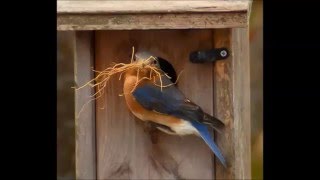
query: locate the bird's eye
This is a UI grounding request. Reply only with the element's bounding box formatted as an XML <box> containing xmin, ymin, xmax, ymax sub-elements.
<box><xmin>153</xmin><ymin>60</ymin><xmax>157</xmax><ymax>64</ymax></box>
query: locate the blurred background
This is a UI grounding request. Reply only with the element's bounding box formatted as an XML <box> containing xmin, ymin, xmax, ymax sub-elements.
<box><xmin>249</xmin><ymin>1</ymin><xmax>263</xmax><ymax>179</ymax></box>
<box><xmin>57</xmin><ymin>1</ymin><xmax>263</xmax><ymax>179</ymax></box>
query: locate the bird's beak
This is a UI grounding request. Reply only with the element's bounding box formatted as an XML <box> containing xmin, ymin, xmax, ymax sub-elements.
<box><xmin>135</xmin><ymin>56</ymin><xmax>155</xmax><ymax>66</ymax></box>
<box><xmin>134</xmin><ymin>51</ymin><xmax>157</xmax><ymax>67</ymax></box>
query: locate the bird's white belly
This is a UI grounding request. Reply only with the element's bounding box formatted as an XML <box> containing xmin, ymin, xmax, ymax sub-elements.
<box><xmin>171</xmin><ymin>120</ymin><xmax>199</xmax><ymax>136</ymax></box>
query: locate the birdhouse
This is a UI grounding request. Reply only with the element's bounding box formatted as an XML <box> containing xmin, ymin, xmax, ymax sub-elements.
<box><xmin>57</xmin><ymin>0</ymin><xmax>252</xmax><ymax>179</ymax></box>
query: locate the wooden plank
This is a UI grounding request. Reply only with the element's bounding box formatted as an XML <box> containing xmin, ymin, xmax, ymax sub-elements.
<box><xmin>57</xmin><ymin>31</ymin><xmax>76</xmax><ymax>179</ymax></box>
<box><xmin>212</xmin><ymin>28</ymin><xmax>234</xmax><ymax>180</ymax></box>
<box><xmin>74</xmin><ymin>31</ymin><xmax>96</xmax><ymax>180</ymax></box>
<box><xmin>57</xmin><ymin>0</ymin><xmax>249</xmax><ymax>14</ymax></box>
<box><xmin>213</xmin><ymin>28</ymin><xmax>251</xmax><ymax>179</ymax></box>
<box><xmin>95</xmin><ymin>30</ymin><xmax>216</xmax><ymax>179</ymax></box>
<box><xmin>57</xmin><ymin>0</ymin><xmax>251</xmax><ymax>30</ymax></box>
<box><xmin>231</xmin><ymin>27</ymin><xmax>251</xmax><ymax>179</ymax></box>
<box><xmin>57</xmin><ymin>12</ymin><xmax>247</xmax><ymax>30</ymax></box>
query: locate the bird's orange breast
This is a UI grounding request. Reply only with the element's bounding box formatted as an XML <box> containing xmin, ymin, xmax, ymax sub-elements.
<box><xmin>123</xmin><ymin>72</ymin><xmax>181</xmax><ymax>127</ymax></box>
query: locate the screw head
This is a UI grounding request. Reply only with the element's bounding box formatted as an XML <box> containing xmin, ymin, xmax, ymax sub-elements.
<box><xmin>220</xmin><ymin>50</ymin><xmax>227</xmax><ymax>57</ymax></box>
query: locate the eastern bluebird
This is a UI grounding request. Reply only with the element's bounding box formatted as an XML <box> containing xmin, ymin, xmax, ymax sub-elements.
<box><xmin>123</xmin><ymin>51</ymin><xmax>227</xmax><ymax>167</ymax></box>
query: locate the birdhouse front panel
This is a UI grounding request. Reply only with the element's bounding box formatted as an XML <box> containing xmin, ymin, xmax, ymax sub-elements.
<box><xmin>95</xmin><ymin>30</ymin><xmax>217</xmax><ymax>179</ymax></box>
<box><xmin>57</xmin><ymin>1</ymin><xmax>252</xmax><ymax>180</ymax></box>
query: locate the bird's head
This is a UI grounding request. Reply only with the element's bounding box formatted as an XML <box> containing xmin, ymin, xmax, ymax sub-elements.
<box><xmin>134</xmin><ymin>51</ymin><xmax>161</xmax><ymax>69</ymax></box>
<box><xmin>131</xmin><ymin>51</ymin><xmax>178</xmax><ymax>83</ymax></box>
<box><xmin>124</xmin><ymin>51</ymin><xmax>161</xmax><ymax>78</ymax></box>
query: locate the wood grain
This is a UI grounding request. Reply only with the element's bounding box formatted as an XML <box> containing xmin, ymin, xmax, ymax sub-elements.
<box><xmin>212</xmin><ymin>28</ymin><xmax>234</xmax><ymax>179</ymax></box>
<box><xmin>57</xmin><ymin>0</ymin><xmax>251</xmax><ymax>30</ymax></box>
<box><xmin>74</xmin><ymin>31</ymin><xmax>96</xmax><ymax>180</ymax></box>
<box><xmin>232</xmin><ymin>28</ymin><xmax>251</xmax><ymax>179</ymax></box>
<box><xmin>95</xmin><ymin>30</ymin><xmax>216</xmax><ymax>179</ymax></box>
<box><xmin>57</xmin><ymin>13</ymin><xmax>247</xmax><ymax>31</ymax></box>
<box><xmin>57</xmin><ymin>0</ymin><xmax>249</xmax><ymax>14</ymax></box>
<box><xmin>57</xmin><ymin>31</ymin><xmax>76</xmax><ymax>179</ymax></box>
<box><xmin>213</xmin><ymin>28</ymin><xmax>251</xmax><ymax>179</ymax></box>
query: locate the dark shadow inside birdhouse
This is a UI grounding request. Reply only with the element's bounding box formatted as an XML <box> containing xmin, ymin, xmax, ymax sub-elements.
<box><xmin>157</xmin><ymin>57</ymin><xmax>178</xmax><ymax>84</ymax></box>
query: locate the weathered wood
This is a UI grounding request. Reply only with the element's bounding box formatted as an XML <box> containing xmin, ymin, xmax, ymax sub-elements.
<box><xmin>61</xmin><ymin>0</ymin><xmax>253</xmax><ymax>179</ymax></box>
<box><xmin>57</xmin><ymin>0</ymin><xmax>249</xmax><ymax>14</ymax></box>
<box><xmin>213</xmin><ymin>28</ymin><xmax>251</xmax><ymax>179</ymax></box>
<box><xmin>212</xmin><ymin>28</ymin><xmax>235</xmax><ymax>180</ymax></box>
<box><xmin>57</xmin><ymin>31</ymin><xmax>76</xmax><ymax>179</ymax></box>
<box><xmin>57</xmin><ymin>0</ymin><xmax>251</xmax><ymax>30</ymax></box>
<box><xmin>58</xmin><ymin>13</ymin><xmax>247</xmax><ymax>31</ymax></box>
<box><xmin>231</xmin><ymin>27</ymin><xmax>251</xmax><ymax>179</ymax></box>
<box><xmin>74</xmin><ymin>31</ymin><xmax>96</xmax><ymax>179</ymax></box>
<box><xmin>95</xmin><ymin>30</ymin><xmax>216</xmax><ymax>179</ymax></box>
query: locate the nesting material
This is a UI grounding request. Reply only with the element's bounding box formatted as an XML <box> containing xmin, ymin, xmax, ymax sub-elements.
<box><xmin>74</xmin><ymin>47</ymin><xmax>183</xmax><ymax>117</ymax></box>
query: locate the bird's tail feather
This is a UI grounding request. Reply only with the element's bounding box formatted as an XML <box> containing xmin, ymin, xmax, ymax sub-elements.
<box><xmin>202</xmin><ymin>113</ymin><xmax>225</xmax><ymax>133</ymax></box>
<box><xmin>190</xmin><ymin>120</ymin><xmax>227</xmax><ymax>168</ymax></box>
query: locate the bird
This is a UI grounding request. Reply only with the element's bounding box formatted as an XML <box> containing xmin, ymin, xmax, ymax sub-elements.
<box><xmin>122</xmin><ymin>50</ymin><xmax>227</xmax><ymax>167</ymax></box>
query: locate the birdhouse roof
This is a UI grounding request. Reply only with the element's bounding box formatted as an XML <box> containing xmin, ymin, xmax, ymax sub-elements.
<box><xmin>57</xmin><ymin>0</ymin><xmax>252</xmax><ymax>30</ymax></box>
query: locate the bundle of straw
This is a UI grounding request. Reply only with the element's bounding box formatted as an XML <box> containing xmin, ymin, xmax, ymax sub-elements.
<box><xmin>74</xmin><ymin>47</ymin><xmax>182</xmax><ymax>117</ymax></box>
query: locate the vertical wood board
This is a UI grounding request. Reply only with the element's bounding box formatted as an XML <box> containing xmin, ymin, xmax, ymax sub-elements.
<box><xmin>95</xmin><ymin>30</ymin><xmax>216</xmax><ymax>179</ymax></box>
<box><xmin>74</xmin><ymin>31</ymin><xmax>97</xmax><ymax>180</ymax></box>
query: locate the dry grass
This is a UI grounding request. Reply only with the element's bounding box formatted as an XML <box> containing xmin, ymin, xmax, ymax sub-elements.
<box><xmin>74</xmin><ymin>47</ymin><xmax>182</xmax><ymax>118</ymax></box>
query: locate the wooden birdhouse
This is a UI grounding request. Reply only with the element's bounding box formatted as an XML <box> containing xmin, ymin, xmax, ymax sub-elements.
<box><xmin>57</xmin><ymin>0</ymin><xmax>252</xmax><ymax>179</ymax></box>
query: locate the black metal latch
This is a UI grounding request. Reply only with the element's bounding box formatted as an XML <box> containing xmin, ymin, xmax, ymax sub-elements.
<box><xmin>189</xmin><ymin>48</ymin><xmax>229</xmax><ymax>63</ymax></box>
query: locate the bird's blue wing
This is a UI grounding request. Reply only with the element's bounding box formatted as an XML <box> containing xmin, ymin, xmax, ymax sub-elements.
<box><xmin>132</xmin><ymin>77</ymin><xmax>204</xmax><ymax>119</ymax></box>
<box><xmin>190</xmin><ymin>120</ymin><xmax>227</xmax><ymax>168</ymax></box>
<box><xmin>132</xmin><ymin>79</ymin><xmax>227</xmax><ymax>167</ymax></box>
<box><xmin>132</xmin><ymin>77</ymin><xmax>186</xmax><ymax>114</ymax></box>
